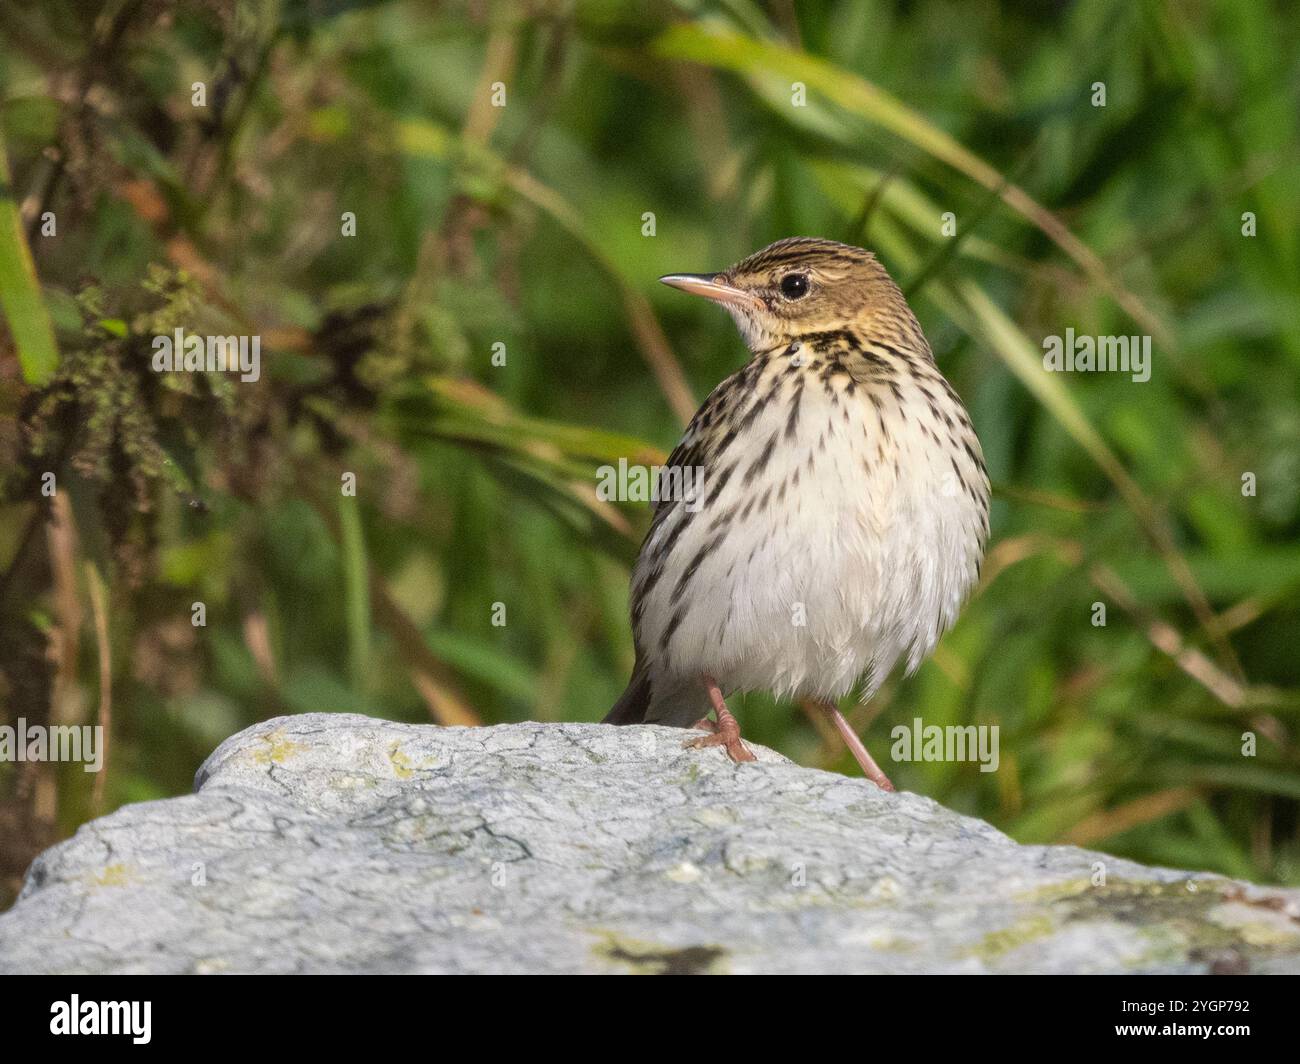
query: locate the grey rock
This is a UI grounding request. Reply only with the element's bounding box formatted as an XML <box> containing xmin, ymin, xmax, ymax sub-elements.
<box><xmin>1</xmin><ymin>713</ymin><xmax>1298</xmax><ymax>973</ymax></box>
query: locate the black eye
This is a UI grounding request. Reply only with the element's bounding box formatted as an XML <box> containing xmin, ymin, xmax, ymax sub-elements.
<box><xmin>780</xmin><ymin>273</ymin><xmax>809</xmax><ymax>299</ymax></box>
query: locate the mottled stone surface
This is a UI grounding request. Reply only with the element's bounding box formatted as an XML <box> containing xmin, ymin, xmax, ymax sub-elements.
<box><xmin>1</xmin><ymin>713</ymin><xmax>1298</xmax><ymax>973</ymax></box>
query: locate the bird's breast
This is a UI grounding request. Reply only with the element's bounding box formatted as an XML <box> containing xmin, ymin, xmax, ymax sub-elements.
<box><xmin>632</xmin><ymin>348</ymin><xmax>989</xmax><ymax>702</ymax></box>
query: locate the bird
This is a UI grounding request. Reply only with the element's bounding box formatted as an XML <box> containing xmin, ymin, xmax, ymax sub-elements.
<box><xmin>603</xmin><ymin>237</ymin><xmax>990</xmax><ymax>791</ymax></box>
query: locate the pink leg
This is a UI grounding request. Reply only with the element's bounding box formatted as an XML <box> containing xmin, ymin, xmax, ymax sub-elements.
<box><xmin>822</xmin><ymin>703</ymin><xmax>895</xmax><ymax>792</ymax></box>
<box><xmin>684</xmin><ymin>676</ymin><xmax>756</xmax><ymax>763</ymax></box>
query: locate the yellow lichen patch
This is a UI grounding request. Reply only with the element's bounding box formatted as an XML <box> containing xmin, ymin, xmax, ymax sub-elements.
<box><xmin>965</xmin><ymin>914</ymin><xmax>1056</xmax><ymax>961</ymax></box>
<box><xmin>859</xmin><ymin>933</ymin><xmax>920</xmax><ymax>952</ymax></box>
<box><xmin>90</xmin><ymin>863</ymin><xmax>137</xmax><ymax>888</ymax></box>
<box><xmin>1014</xmin><ymin>877</ymin><xmax>1094</xmax><ymax>904</ymax></box>
<box><xmin>388</xmin><ymin>743</ymin><xmax>415</xmax><ymax>780</ymax></box>
<box><xmin>250</xmin><ymin>729</ymin><xmax>306</xmax><ymax>765</ymax></box>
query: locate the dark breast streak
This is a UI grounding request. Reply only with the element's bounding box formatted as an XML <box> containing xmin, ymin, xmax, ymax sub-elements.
<box><xmin>633</xmin><ymin>330</ymin><xmax>933</xmax><ymax>667</ymax></box>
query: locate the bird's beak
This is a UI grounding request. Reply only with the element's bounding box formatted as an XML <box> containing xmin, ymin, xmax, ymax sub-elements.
<box><xmin>659</xmin><ymin>273</ymin><xmax>761</xmax><ymax>312</ymax></box>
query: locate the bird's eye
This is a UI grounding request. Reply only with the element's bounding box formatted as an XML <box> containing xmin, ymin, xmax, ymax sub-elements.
<box><xmin>780</xmin><ymin>273</ymin><xmax>810</xmax><ymax>300</ymax></box>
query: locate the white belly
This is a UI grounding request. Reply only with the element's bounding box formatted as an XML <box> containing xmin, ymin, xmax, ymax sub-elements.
<box><xmin>633</xmin><ymin>366</ymin><xmax>987</xmax><ymax>710</ymax></box>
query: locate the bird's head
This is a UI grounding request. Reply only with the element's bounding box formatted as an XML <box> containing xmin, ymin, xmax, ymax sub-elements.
<box><xmin>660</xmin><ymin>237</ymin><xmax>917</xmax><ymax>353</ymax></box>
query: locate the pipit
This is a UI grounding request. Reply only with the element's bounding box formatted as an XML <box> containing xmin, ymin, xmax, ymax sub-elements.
<box><xmin>604</xmin><ymin>238</ymin><xmax>989</xmax><ymax>791</ymax></box>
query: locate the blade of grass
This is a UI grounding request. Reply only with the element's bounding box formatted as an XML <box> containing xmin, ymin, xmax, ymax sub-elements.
<box><xmin>814</xmin><ymin>159</ymin><xmax>1029</xmax><ymax>273</ymax></box>
<box><xmin>904</xmin><ymin>140</ymin><xmax>1041</xmax><ymax>299</ymax></box>
<box><xmin>0</xmin><ymin>127</ymin><xmax>59</xmax><ymax>385</ymax></box>
<box><xmin>302</xmin><ymin>476</ymin><xmax>482</xmax><ymax>726</ymax></box>
<box><xmin>422</xmin><ymin>376</ymin><xmax>667</xmax><ymax>465</ymax></box>
<box><xmin>840</xmin><ymin>160</ymin><xmax>899</xmax><ymax>248</ymax></box>
<box><xmin>338</xmin><ymin>492</ymin><xmax>370</xmax><ymax>708</ymax></box>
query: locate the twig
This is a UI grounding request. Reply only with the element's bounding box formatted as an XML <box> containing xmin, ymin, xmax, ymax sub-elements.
<box><xmin>1063</xmin><ymin>786</ymin><xmax>1202</xmax><ymax>846</ymax></box>
<box><xmin>46</xmin><ymin>493</ymin><xmax>82</xmax><ymax>727</ymax></box>
<box><xmin>1089</xmin><ymin>564</ymin><xmax>1288</xmax><ymax>751</ymax></box>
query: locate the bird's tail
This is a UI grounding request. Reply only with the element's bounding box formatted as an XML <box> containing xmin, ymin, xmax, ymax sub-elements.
<box><xmin>603</xmin><ymin>667</ymin><xmax>651</xmax><ymax>725</ymax></box>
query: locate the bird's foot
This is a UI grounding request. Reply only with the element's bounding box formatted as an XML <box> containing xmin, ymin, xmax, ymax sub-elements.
<box><xmin>683</xmin><ymin>721</ymin><xmax>756</xmax><ymax>763</ymax></box>
<box><xmin>684</xmin><ymin>676</ymin><xmax>757</xmax><ymax>763</ymax></box>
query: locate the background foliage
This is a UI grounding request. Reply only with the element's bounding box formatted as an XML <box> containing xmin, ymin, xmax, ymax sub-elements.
<box><xmin>2</xmin><ymin>0</ymin><xmax>1298</xmax><ymax>907</ymax></box>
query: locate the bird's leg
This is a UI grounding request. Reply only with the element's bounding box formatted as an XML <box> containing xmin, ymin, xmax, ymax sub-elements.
<box><xmin>685</xmin><ymin>675</ymin><xmax>757</xmax><ymax>763</ymax></box>
<box><xmin>820</xmin><ymin>703</ymin><xmax>895</xmax><ymax>792</ymax></box>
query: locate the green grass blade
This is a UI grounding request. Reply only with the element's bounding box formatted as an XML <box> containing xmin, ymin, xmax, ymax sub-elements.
<box><xmin>338</xmin><ymin>492</ymin><xmax>370</xmax><ymax>707</ymax></box>
<box><xmin>0</xmin><ymin>128</ymin><xmax>59</xmax><ymax>385</ymax></box>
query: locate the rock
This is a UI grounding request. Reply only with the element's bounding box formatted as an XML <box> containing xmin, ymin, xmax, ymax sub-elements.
<box><xmin>1</xmin><ymin>713</ymin><xmax>1297</xmax><ymax>974</ymax></box>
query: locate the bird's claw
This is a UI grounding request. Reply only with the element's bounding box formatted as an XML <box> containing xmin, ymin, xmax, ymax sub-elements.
<box><xmin>683</xmin><ymin>721</ymin><xmax>757</xmax><ymax>763</ymax></box>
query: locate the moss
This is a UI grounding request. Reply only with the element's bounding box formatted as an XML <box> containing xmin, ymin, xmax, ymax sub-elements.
<box><xmin>1015</xmin><ymin>876</ymin><xmax>1300</xmax><ymax>966</ymax></box>
<box><xmin>1022</xmin><ymin>876</ymin><xmax>1225</xmax><ymax>925</ymax></box>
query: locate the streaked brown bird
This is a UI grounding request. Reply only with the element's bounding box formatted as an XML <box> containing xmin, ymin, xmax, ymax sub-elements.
<box><xmin>604</xmin><ymin>238</ymin><xmax>989</xmax><ymax>790</ymax></box>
